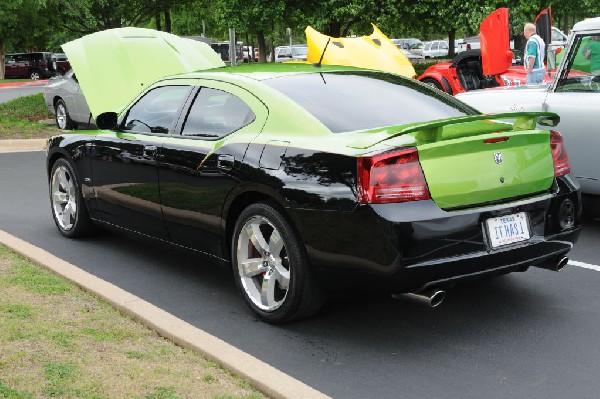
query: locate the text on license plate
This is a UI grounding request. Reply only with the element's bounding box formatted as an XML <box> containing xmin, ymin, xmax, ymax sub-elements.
<box><xmin>485</xmin><ymin>212</ymin><xmax>530</xmax><ymax>248</ymax></box>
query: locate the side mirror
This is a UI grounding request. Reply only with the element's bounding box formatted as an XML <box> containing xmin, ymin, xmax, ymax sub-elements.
<box><xmin>95</xmin><ymin>112</ymin><xmax>118</xmax><ymax>130</ymax></box>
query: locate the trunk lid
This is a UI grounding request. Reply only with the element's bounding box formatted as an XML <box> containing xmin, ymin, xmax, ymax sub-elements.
<box><xmin>417</xmin><ymin>130</ymin><xmax>554</xmax><ymax>209</ymax></box>
<box><xmin>348</xmin><ymin>112</ymin><xmax>559</xmax><ymax>209</ymax></box>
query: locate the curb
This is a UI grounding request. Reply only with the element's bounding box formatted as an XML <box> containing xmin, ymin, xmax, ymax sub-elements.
<box><xmin>0</xmin><ymin>229</ymin><xmax>331</xmax><ymax>399</ymax></box>
<box><xmin>0</xmin><ymin>139</ymin><xmax>47</xmax><ymax>153</ymax></box>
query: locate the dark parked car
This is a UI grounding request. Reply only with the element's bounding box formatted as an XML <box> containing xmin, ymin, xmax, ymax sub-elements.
<box><xmin>52</xmin><ymin>53</ymin><xmax>72</xmax><ymax>75</ymax></box>
<box><xmin>4</xmin><ymin>52</ymin><xmax>55</xmax><ymax>79</ymax></box>
<box><xmin>47</xmin><ymin>28</ymin><xmax>581</xmax><ymax>323</ymax></box>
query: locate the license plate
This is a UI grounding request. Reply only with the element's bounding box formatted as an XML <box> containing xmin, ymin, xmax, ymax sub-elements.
<box><xmin>485</xmin><ymin>212</ymin><xmax>530</xmax><ymax>248</ymax></box>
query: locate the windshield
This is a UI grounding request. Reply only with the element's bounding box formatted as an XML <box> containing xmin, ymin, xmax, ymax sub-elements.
<box><xmin>264</xmin><ymin>71</ymin><xmax>477</xmax><ymax>133</ymax></box>
<box><xmin>555</xmin><ymin>33</ymin><xmax>600</xmax><ymax>93</ymax></box>
<box><xmin>292</xmin><ymin>47</ymin><xmax>308</xmax><ymax>56</ymax></box>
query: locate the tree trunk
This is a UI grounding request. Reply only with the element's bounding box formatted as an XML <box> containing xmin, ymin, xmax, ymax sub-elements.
<box><xmin>155</xmin><ymin>13</ymin><xmax>162</xmax><ymax>31</ymax></box>
<box><xmin>164</xmin><ymin>9</ymin><xmax>172</xmax><ymax>33</ymax></box>
<box><xmin>257</xmin><ymin>31</ymin><xmax>267</xmax><ymax>63</ymax></box>
<box><xmin>327</xmin><ymin>21</ymin><xmax>341</xmax><ymax>37</ymax></box>
<box><xmin>448</xmin><ymin>30</ymin><xmax>456</xmax><ymax>56</ymax></box>
<box><xmin>0</xmin><ymin>40</ymin><xmax>5</xmax><ymax>80</ymax></box>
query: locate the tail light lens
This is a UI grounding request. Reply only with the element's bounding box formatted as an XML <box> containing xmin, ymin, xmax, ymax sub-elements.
<box><xmin>357</xmin><ymin>147</ymin><xmax>431</xmax><ymax>204</ymax></box>
<box><xmin>550</xmin><ymin>130</ymin><xmax>570</xmax><ymax>177</ymax></box>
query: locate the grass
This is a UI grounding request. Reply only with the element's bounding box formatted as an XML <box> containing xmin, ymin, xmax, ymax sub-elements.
<box><xmin>0</xmin><ymin>79</ymin><xmax>30</xmax><ymax>84</ymax></box>
<box><xmin>0</xmin><ymin>93</ymin><xmax>60</xmax><ymax>139</ymax></box>
<box><xmin>0</xmin><ymin>245</ymin><xmax>267</xmax><ymax>399</ymax></box>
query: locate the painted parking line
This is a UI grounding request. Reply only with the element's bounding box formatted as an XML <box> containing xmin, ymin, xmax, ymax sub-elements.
<box><xmin>569</xmin><ymin>260</ymin><xmax>600</xmax><ymax>272</ymax></box>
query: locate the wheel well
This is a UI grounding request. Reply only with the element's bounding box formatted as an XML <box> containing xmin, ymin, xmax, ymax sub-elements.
<box><xmin>53</xmin><ymin>96</ymin><xmax>63</xmax><ymax>108</ymax></box>
<box><xmin>46</xmin><ymin>153</ymin><xmax>64</xmax><ymax>178</ymax></box>
<box><xmin>224</xmin><ymin>191</ymin><xmax>289</xmax><ymax>260</ymax></box>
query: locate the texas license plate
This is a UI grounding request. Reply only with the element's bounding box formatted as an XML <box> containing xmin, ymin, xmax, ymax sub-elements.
<box><xmin>485</xmin><ymin>212</ymin><xmax>531</xmax><ymax>248</ymax></box>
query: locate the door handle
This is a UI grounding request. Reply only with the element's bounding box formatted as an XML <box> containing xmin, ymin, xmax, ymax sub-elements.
<box><xmin>143</xmin><ymin>145</ymin><xmax>157</xmax><ymax>158</ymax></box>
<box><xmin>217</xmin><ymin>154</ymin><xmax>235</xmax><ymax>170</ymax></box>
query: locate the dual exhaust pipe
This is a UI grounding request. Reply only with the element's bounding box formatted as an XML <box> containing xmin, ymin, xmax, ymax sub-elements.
<box><xmin>393</xmin><ymin>256</ymin><xmax>569</xmax><ymax>308</ymax></box>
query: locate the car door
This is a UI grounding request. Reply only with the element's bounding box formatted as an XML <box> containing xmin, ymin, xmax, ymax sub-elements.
<box><xmin>90</xmin><ymin>82</ymin><xmax>193</xmax><ymax>238</ymax></box>
<box><xmin>544</xmin><ymin>32</ymin><xmax>600</xmax><ymax>194</ymax></box>
<box><xmin>158</xmin><ymin>79</ymin><xmax>268</xmax><ymax>257</ymax></box>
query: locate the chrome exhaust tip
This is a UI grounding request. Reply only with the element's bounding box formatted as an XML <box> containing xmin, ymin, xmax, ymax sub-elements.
<box><xmin>535</xmin><ymin>256</ymin><xmax>569</xmax><ymax>272</ymax></box>
<box><xmin>392</xmin><ymin>288</ymin><xmax>446</xmax><ymax>308</ymax></box>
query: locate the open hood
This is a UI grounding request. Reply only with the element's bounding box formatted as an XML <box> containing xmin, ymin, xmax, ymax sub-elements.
<box><xmin>62</xmin><ymin>27</ymin><xmax>225</xmax><ymax>117</ymax></box>
<box><xmin>534</xmin><ymin>7</ymin><xmax>552</xmax><ymax>49</ymax></box>
<box><xmin>305</xmin><ymin>25</ymin><xmax>416</xmax><ymax>78</ymax></box>
<box><xmin>480</xmin><ymin>8</ymin><xmax>514</xmax><ymax>76</ymax></box>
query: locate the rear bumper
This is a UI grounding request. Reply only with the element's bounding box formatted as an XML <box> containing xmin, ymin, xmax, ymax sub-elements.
<box><xmin>290</xmin><ymin>175</ymin><xmax>581</xmax><ymax>292</ymax></box>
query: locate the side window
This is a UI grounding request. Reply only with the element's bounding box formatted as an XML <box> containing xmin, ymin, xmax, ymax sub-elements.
<box><xmin>556</xmin><ymin>34</ymin><xmax>600</xmax><ymax>93</ymax></box>
<box><xmin>123</xmin><ymin>86</ymin><xmax>190</xmax><ymax>134</ymax></box>
<box><xmin>441</xmin><ymin>42</ymin><xmax>448</xmax><ymax>50</ymax></box>
<box><xmin>181</xmin><ymin>88</ymin><xmax>255</xmax><ymax>139</ymax></box>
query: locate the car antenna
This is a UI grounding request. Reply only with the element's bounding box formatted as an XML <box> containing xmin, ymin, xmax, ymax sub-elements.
<box><xmin>313</xmin><ymin>38</ymin><xmax>331</xmax><ymax>68</ymax></box>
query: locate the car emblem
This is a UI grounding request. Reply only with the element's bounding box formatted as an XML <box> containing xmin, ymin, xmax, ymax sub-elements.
<box><xmin>508</xmin><ymin>103</ymin><xmax>525</xmax><ymax>112</ymax></box>
<box><xmin>494</xmin><ymin>152</ymin><xmax>503</xmax><ymax>164</ymax></box>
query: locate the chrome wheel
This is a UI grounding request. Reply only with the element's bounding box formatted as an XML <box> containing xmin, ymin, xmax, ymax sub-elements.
<box><xmin>29</xmin><ymin>71</ymin><xmax>40</xmax><ymax>80</ymax></box>
<box><xmin>236</xmin><ymin>215</ymin><xmax>290</xmax><ymax>311</ymax></box>
<box><xmin>56</xmin><ymin>103</ymin><xmax>67</xmax><ymax>129</ymax></box>
<box><xmin>51</xmin><ymin>164</ymin><xmax>77</xmax><ymax>231</ymax></box>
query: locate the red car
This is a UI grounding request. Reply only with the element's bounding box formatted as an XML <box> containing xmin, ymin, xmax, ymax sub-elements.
<box><xmin>418</xmin><ymin>8</ymin><xmax>552</xmax><ymax>95</ymax></box>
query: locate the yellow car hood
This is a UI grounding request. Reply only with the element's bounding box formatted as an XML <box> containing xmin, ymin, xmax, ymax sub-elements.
<box><xmin>305</xmin><ymin>24</ymin><xmax>416</xmax><ymax>78</ymax></box>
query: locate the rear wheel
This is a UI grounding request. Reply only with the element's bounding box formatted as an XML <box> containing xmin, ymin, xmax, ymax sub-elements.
<box><xmin>55</xmin><ymin>99</ymin><xmax>77</xmax><ymax>130</ymax></box>
<box><xmin>231</xmin><ymin>202</ymin><xmax>325</xmax><ymax>323</ymax></box>
<box><xmin>50</xmin><ymin>158</ymin><xmax>95</xmax><ymax>238</ymax></box>
<box><xmin>29</xmin><ymin>70</ymin><xmax>41</xmax><ymax>80</ymax></box>
<box><xmin>422</xmin><ymin>78</ymin><xmax>444</xmax><ymax>91</ymax></box>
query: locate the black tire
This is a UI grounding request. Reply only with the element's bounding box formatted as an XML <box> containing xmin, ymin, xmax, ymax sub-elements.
<box><xmin>55</xmin><ymin>99</ymin><xmax>78</xmax><ymax>130</ymax></box>
<box><xmin>422</xmin><ymin>78</ymin><xmax>444</xmax><ymax>91</ymax></box>
<box><xmin>49</xmin><ymin>158</ymin><xmax>95</xmax><ymax>238</ymax></box>
<box><xmin>29</xmin><ymin>69</ymin><xmax>41</xmax><ymax>80</ymax></box>
<box><xmin>231</xmin><ymin>202</ymin><xmax>325</xmax><ymax>323</ymax></box>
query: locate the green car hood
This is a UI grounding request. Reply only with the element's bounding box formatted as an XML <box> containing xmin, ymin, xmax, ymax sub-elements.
<box><xmin>62</xmin><ymin>27</ymin><xmax>225</xmax><ymax>117</ymax></box>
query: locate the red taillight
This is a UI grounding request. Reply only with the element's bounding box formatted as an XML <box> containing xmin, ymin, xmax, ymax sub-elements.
<box><xmin>550</xmin><ymin>130</ymin><xmax>570</xmax><ymax>177</ymax></box>
<box><xmin>357</xmin><ymin>147</ymin><xmax>431</xmax><ymax>204</ymax></box>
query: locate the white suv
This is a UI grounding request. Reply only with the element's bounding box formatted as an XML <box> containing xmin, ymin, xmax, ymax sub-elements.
<box><xmin>422</xmin><ymin>40</ymin><xmax>449</xmax><ymax>58</ymax></box>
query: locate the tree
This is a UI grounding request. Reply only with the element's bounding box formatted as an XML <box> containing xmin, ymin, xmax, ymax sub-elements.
<box><xmin>0</xmin><ymin>0</ymin><xmax>54</xmax><ymax>78</ymax></box>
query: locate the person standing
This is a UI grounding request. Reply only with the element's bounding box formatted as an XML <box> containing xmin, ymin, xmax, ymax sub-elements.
<box><xmin>524</xmin><ymin>23</ymin><xmax>546</xmax><ymax>84</ymax></box>
<box><xmin>585</xmin><ymin>36</ymin><xmax>600</xmax><ymax>76</ymax></box>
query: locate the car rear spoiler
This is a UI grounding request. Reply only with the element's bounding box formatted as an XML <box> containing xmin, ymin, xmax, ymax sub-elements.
<box><xmin>348</xmin><ymin>112</ymin><xmax>560</xmax><ymax>149</ymax></box>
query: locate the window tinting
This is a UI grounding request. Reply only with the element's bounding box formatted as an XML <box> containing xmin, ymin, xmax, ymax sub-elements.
<box><xmin>122</xmin><ymin>86</ymin><xmax>190</xmax><ymax>134</ymax></box>
<box><xmin>263</xmin><ymin>71</ymin><xmax>476</xmax><ymax>133</ymax></box>
<box><xmin>181</xmin><ymin>88</ymin><xmax>255</xmax><ymax>138</ymax></box>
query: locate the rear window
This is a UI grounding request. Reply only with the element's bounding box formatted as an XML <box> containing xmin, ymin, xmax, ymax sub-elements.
<box><xmin>263</xmin><ymin>71</ymin><xmax>477</xmax><ymax>133</ymax></box>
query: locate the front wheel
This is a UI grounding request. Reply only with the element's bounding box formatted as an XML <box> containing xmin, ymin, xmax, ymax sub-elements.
<box><xmin>421</xmin><ymin>78</ymin><xmax>444</xmax><ymax>92</ymax></box>
<box><xmin>50</xmin><ymin>158</ymin><xmax>95</xmax><ymax>238</ymax></box>
<box><xmin>231</xmin><ymin>202</ymin><xmax>325</xmax><ymax>323</ymax></box>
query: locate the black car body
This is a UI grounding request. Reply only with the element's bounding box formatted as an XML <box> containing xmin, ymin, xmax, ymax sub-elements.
<box><xmin>46</xmin><ymin>28</ymin><xmax>581</xmax><ymax>323</ymax></box>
